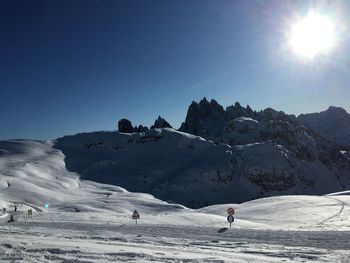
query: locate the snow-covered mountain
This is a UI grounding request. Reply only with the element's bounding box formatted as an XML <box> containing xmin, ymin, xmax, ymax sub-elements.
<box><xmin>1</xmin><ymin>98</ymin><xmax>350</xmax><ymax>209</ymax></box>
<box><xmin>54</xmin><ymin>129</ymin><xmax>236</xmax><ymax>208</ymax></box>
<box><xmin>150</xmin><ymin>116</ymin><xmax>172</xmax><ymax>129</ymax></box>
<box><xmin>177</xmin><ymin>99</ymin><xmax>350</xmax><ymax>201</ymax></box>
<box><xmin>53</xmin><ymin>126</ymin><xmax>350</xmax><ymax>208</ymax></box>
<box><xmin>298</xmin><ymin>106</ymin><xmax>350</xmax><ymax>148</ymax></box>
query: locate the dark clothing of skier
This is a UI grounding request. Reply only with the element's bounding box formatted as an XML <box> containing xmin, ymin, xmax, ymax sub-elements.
<box><xmin>8</xmin><ymin>214</ymin><xmax>14</xmax><ymax>223</ymax></box>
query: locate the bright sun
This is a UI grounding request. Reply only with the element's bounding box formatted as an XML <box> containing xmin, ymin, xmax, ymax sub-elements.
<box><xmin>289</xmin><ymin>11</ymin><xmax>336</xmax><ymax>59</ymax></box>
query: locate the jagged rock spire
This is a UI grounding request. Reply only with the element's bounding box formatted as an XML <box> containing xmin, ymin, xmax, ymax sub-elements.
<box><xmin>118</xmin><ymin>118</ymin><xmax>135</xmax><ymax>133</ymax></box>
<box><xmin>151</xmin><ymin>116</ymin><xmax>172</xmax><ymax>129</ymax></box>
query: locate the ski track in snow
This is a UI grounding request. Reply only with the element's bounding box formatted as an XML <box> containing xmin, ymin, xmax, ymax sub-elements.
<box><xmin>319</xmin><ymin>196</ymin><xmax>346</xmax><ymax>226</ymax></box>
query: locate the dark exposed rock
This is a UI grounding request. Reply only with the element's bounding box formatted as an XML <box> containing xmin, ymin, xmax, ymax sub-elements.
<box><xmin>151</xmin><ymin>116</ymin><xmax>172</xmax><ymax>129</ymax></box>
<box><xmin>179</xmin><ymin>98</ymin><xmax>226</xmax><ymax>138</ymax></box>
<box><xmin>225</xmin><ymin>101</ymin><xmax>256</xmax><ymax>120</ymax></box>
<box><xmin>135</xmin><ymin>125</ymin><xmax>149</xmax><ymax>132</ymax></box>
<box><xmin>118</xmin><ymin>119</ymin><xmax>135</xmax><ymax>133</ymax></box>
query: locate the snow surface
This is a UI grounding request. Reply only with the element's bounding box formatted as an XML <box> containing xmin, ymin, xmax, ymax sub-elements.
<box><xmin>0</xmin><ymin>139</ymin><xmax>350</xmax><ymax>262</ymax></box>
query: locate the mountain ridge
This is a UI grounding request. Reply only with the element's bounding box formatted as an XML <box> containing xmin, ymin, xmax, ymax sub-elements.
<box><xmin>298</xmin><ymin>106</ymin><xmax>350</xmax><ymax>148</ymax></box>
<box><xmin>2</xmin><ymin>98</ymin><xmax>350</xmax><ymax>208</ymax></box>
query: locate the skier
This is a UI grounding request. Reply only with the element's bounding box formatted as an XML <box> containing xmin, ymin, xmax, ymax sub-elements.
<box><xmin>14</xmin><ymin>205</ymin><xmax>17</xmax><ymax>212</ymax></box>
<box><xmin>27</xmin><ymin>209</ymin><xmax>32</xmax><ymax>218</ymax></box>
<box><xmin>7</xmin><ymin>214</ymin><xmax>14</xmax><ymax>223</ymax></box>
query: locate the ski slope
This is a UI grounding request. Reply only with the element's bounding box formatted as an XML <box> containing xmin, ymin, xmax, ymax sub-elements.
<box><xmin>0</xmin><ymin>139</ymin><xmax>350</xmax><ymax>262</ymax></box>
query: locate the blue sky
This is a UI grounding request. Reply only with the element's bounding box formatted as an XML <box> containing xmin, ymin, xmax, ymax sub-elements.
<box><xmin>1</xmin><ymin>0</ymin><xmax>350</xmax><ymax>139</ymax></box>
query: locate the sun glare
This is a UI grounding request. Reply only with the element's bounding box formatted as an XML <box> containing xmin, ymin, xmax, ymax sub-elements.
<box><xmin>289</xmin><ymin>11</ymin><xmax>336</xmax><ymax>59</ymax></box>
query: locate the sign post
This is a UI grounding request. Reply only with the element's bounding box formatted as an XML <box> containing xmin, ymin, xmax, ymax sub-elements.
<box><xmin>227</xmin><ymin>215</ymin><xmax>234</xmax><ymax>228</ymax></box>
<box><xmin>227</xmin><ymin>207</ymin><xmax>235</xmax><ymax>228</ymax></box>
<box><xmin>132</xmin><ymin>210</ymin><xmax>140</xmax><ymax>225</ymax></box>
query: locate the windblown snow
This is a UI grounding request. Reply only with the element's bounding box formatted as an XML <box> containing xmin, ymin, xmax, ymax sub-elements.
<box><xmin>0</xmin><ymin>139</ymin><xmax>350</xmax><ymax>262</ymax></box>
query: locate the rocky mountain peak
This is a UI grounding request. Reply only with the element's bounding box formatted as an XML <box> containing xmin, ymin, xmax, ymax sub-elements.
<box><xmin>298</xmin><ymin>106</ymin><xmax>350</xmax><ymax>147</ymax></box>
<box><xmin>225</xmin><ymin>101</ymin><xmax>254</xmax><ymax>120</ymax></box>
<box><xmin>151</xmin><ymin>116</ymin><xmax>172</xmax><ymax>129</ymax></box>
<box><xmin>326</xmin><ymin>106</ymin><xmax>348</xmax><ymax>116</ymax></box>
<box><xmin>179</xmin><ymin>98</ymin><xmax>226</xmax><ymax>138</ymax></box>
<box><xmin>180</xmin><ymin>98</ymin><xmax>263</xmax><ymax>138</ymax></box>
<box><xmin>118</xmin><ymin>118</ymin><xmax>134</xmax><ymax>133</ymax></box>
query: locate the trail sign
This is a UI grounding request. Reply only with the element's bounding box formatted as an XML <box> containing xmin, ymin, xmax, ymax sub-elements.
<box><xmin>227</xmin><ymin>207</ymin><xmax>235</xmax><ymax>215</ymax></box>
<box><xmin>227</xmin><ymin>215</ymin><xmax>234</xmax><ymax>223</ymax></box>
<box><xmin>227</xmin><ymin>215</ymin><xmax>234</xmax><ymax>228</ymax></box>
<box><xmin>132</xmin><ymin>210</ymin><xmax>140</xmax><ymax>224</ymax></box>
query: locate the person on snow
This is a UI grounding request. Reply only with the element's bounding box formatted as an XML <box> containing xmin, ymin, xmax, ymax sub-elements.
<box><xmin>8</xmin><ymin>214</ymin><xmax>14</xmax><ymax>223</ymax></box>
<box><xmin>14</xmin><ymin>205</ymin><xmax>17</xmax><ymax>212</ymax></box>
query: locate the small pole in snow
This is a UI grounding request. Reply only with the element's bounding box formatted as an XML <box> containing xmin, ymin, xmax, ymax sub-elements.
<box><xmin>227</xmin><ymin>207</ymin><xmax>235</xmax><ymax>228</ymax></box>
<box><xmin>227</xmin><ymin>215</ymin><xmax>234</xmax><ymax>228</ymax></box>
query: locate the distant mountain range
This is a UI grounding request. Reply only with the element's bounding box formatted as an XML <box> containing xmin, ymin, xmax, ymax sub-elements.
<box><xmin>298</xmin><ymin>106</ymin><xmax>350</xmax><ymax>148</ymax></box>
<box><xmin>50</xmin><ymin>98</ymin><xmax>350</xmax><ymax>207</ymax></box>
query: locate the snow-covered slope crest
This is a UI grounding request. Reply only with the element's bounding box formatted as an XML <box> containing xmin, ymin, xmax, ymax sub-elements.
<box><xmin>53</xmin><ymin>128</ymin><xmax>350</xmax><ymax>208</ymax></box>
<box><xmin>199</xmin><ymin>193</ymin><xmax>350</xmax><ymax>231</ymax></box>
<box><xmin>0</xmin><ymin>139</ymin><xmax>187</xmax><ymax>217</ymax></box>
